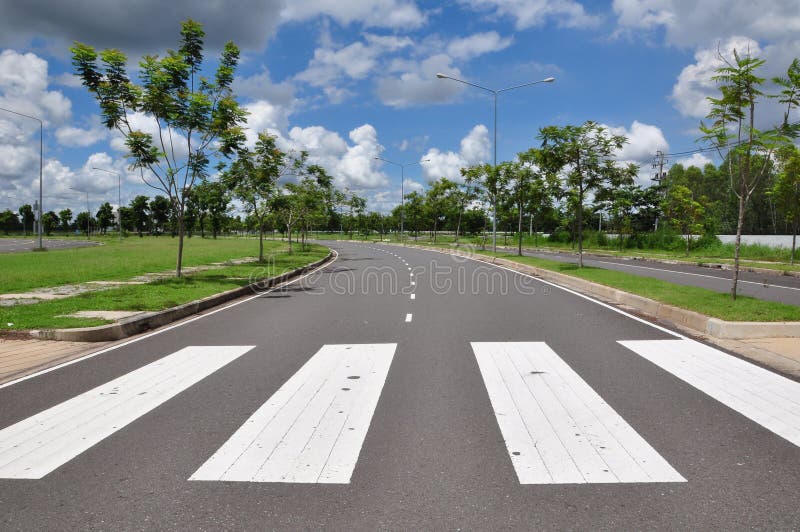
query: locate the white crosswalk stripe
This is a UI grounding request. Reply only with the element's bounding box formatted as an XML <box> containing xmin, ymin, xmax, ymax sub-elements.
<box><xmin>472</xmin><ymin>342</ymin><xmax>685</xmax><ymax>484</ymax></box>
<box><xmin>0</xmin><ymin>346</ymin><xmax>254</xmax><ymax>479</ymax></box>
<box><xmin>620</xmin><ymin>338</ymin><xmax>800</xmax><ymax>447</ymax></box>
<box><xmin>190</xmin><ymin>343</ymin><xmax>396</xmax><ymax>483</ymax></box>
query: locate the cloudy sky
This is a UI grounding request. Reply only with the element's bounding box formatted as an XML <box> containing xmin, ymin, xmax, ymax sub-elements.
<box><xmin>1</xmin><ymin>0</ymin><xmax>799</xmax><ymax>215</ymax></box>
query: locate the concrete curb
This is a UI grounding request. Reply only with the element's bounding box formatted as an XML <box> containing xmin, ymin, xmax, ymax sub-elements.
<box><xmin>406</xmin><ymin>244</ymin><xmax>800</xmax><ymax>341</ymax></box>
<box><xmin>29</xmin><ymin>251</ymin><xmax>334</xmax><ymax>342</ymax></box>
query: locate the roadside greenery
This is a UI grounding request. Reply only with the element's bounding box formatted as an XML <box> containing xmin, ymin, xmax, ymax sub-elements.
<box><xmin>0</xmin><ymin>244</ymin><xmax>328</xmax><ymax>330</ymax></box>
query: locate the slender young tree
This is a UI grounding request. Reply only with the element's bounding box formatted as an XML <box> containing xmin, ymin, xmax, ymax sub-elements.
<box><xmin>71</xmin><ymin>19</ymin><xmax>246</xmax><ymax>276</ymax></box>
<box><xmin>538</xmin><ymin>121</ymin><xmax>632</xmax><ymax>267</ymax></box>
<box><xmin>700</xmin><ymin>48</ymin><xmax>799</xmax><ymax>299</ymax></box>
<box><xmin>222</xmin><ymin>133</ymin><xmax>306</xmax><ymax>261</ymax></box>
<box><xmin>58</xmin><ymin>208</ymin><xmax>72</xmax><ymax>235</ymax></box>
<box><xmin>771</xmin><ymin>146</ymin><xmax>800</xmax><ymax>264</ymax></box>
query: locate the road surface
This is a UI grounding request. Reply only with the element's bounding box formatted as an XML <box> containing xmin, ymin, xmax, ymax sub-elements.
<box><xmin>0</xmin><ymin>238</ymin><xmax>99</xmax><ymax>253</ymax></box>
<box><xmin>0</xmin><ymin>242</ymin><xmax>798</xmax><ymax>529</ymax></box>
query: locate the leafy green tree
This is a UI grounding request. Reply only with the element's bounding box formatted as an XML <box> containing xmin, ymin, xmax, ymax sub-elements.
<box><xmin>662</xmin><ymin>185</ymin><xmax>705</xmax><ymax>255</ymax></box>
<box><xmin>461</xmin><ymin>163</ymin><xmax>506</xmax><ymax>252</ymax></box>
<box><xmin>18</xmin><ymin>204</ymin><xmax>34</xmax><ymax>236</ymax></box>
<box><xmin>119</xmin><ymin>206</ymin><xmax>135</xmax><ymax>233</ymax></box>
<box><xmin>0</xmin><ymin>210</ymin><xmax>20</xmax><ymax>235</ymax></box>
<box><xmin>75</xmin><ymin>211</ymin><xmax>94</xmax><ymax>236</ymax></box>
<box><xmin>700</xmin><ymin>49</ymin><xmax>800</xmax><ymax>298</ymax></box>
<box><xmin>149</xmin><ymin>195</ymin><xmax>172</xmax><ymax>235</ymax></box>
<box><xmin>58</xmin><ymin>209</ymin><xmax>73</xmax><ymax>235</ymax></box>
<box><xmin>42</xmin><ymin>211</ymin><xmax>59</xmax><ymax>235</ymax></box>
<box><xmin>538</xmin><ymin>121</ymin><xmax>636</xmax><ymax>266</ymax></box>
<box><xmin>424</xmin><ymin>178</ymin><xmax>457</xmax><ymax>243</ymax></box>
<box><xmin>95</xmin><ymin>202</ymin><xmax>114</xmax><ymax>234</ymax></box>
<box><xmin>193</xmin><ymin>180</ymin><xmax>230</xmax><ymax>239</ymax></box>
<box><xmin>71</xmin><ymin>19</ymin><xmax>246</xmax><ymax>276</ymax></box>
<box><xmin>129</xmin><ymin>195</ymin><xmax>150</xmax><ymax>237</ymax></box>
<box><xmin>771</xmin><ymin>146</ymin><xmax>800</xmax><ymax>263</ymax></box>
<box><xmin>402</xmin><ymin>191</ymin><xmax>425</xmax><ymax>238</ymax></box>
<box><xmin>222</xmin><ymin>133</ymin><xmax>305</xmax><ymax>261</ymax></box>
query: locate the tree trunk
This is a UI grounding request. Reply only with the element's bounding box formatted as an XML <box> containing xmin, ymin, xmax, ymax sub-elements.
<box><xmin>731</xmin><ymin>187</ymin><xmax>747</xmax><ymax>300</ymax></box>
<box><xmin>287</xmin><ymin>224</ymin><xmax>293</xmax><ymax>253</ymax></box>
<box><xmin>517</xmin><ymin>201</ymin><xmax>523</xmax><ymax>256</ymax></box>
<box><xmin>791</xmin><ymin>224</ymin><xmax>797</xmax><ymax>265</ymax></box>
<box><xmin>258</xmin><ymin>220</ymin><xmax>264</xmax><ymax>263</ymax></box>
<box><xmin>455</xmin><ymin>206</ymin><xmax>463</xmax><ymax>246</ymax></box>
<box><xmin>175</xmin><ymin>212</ymin><xmax>185</xmax><ymax>278</ymax></box>
<box><xmin>433</xmin><ymin>215</ymin><xmax>438</xmax><ymax>244</ymax></box>
<box><xmin>685</xmin><ymin>233</ymin><xmax>690</xmax><ymax>256</ymax></box>
<box><xmin>577</xmin><ymin>185</ymin><xmax>584</xmax><ymax>268</ymax></box>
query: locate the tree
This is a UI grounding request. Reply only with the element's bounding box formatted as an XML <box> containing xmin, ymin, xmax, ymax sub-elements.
<box><xmin>18</xmin><ymin>204</ymin><xmax>34</xmax><ymax>236</ymax></box>
<box><xmin>222</xmin><ymin>133</ymin><xmax>305</xmax><ymax>261</ymax></box>
<box><xmin>461</xmin><ymin>163</ymin><xmax>505</xmax><ymax>252</ymax></box>
<box><xmin>538</xmin><ymin>121</ymin><xmax>635</xmax><ymax>267</ymax></box>
<box><xmin>129</xmin><ymin>195</ymin><xmax>150</xmax><ymax>237</ymax></box>
<box><xmin>59</xmin><ymin>209</ymin><xmax>73</xmax><ymax>235</ymax></box>
<box><xmin>0</xmin><ymin>210</ymin><xmax>20</xmax><ymax>235</ymax></box>
<box><xmin>42</xmin><ymin>211</ymin><xmax>59</xmax><ymax>236</ymax></box>
<box><xmin>96</xmin><ymin>202</ymin><xmax>115</xmax><ymax>234</ymax></box>
<box><xmin>662</xmin><ymin>185</ymin><xmax>705</xmax><ymax>255</ymax></box>
<box><xmin>402</xmin><ymin>191</ymin><xmax>425</xmax><ymax>238</ymax></box>
<box><xmin>700</xmin><ymin>48</ymin><xmax>799</xmax><ymax>298</ymax></box>
<box><xmin>75</xmin><ymin>211</ymin><xmax>93</xmax><ymax>236</ymax></box>
<box><xmin>71</xmin><ymin>19</ymin><xmax>247</xmax><ymax>276</ymax></box>
<box><xmin>149</xmin><ymin>196</ymin><xmax>172</xmax><ymax>235</ymax></box>
<box><xmin>424</xmin><ymin>178</ymin><xmax>456</xmax><ymax>244</ymax></box>
<box><xmin>771</xmin><ymin>146</ymin><xmax>800</xmax><ymax>264</ymax></box>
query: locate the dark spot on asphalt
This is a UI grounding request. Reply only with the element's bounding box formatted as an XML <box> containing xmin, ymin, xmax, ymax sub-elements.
<box><xmin>529</xmin><ymin>371</ymin><xmax>545</xmax><ymax>375</ymax></box>
<box><xmin>347</xmin><ymin>376</ymin><xmax>360</xmax><ymax>379</ymax></box>
<box><xmin>341</xmin><ymin>388</ymin><xmax>350</xmax><ymax>391</ymax></box>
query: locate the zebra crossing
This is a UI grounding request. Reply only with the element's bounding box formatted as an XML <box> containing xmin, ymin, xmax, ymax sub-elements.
<box><xmin>0</xmin><ymin>339</ymin><xmax>798</xmax><ymax>484</ymax></box>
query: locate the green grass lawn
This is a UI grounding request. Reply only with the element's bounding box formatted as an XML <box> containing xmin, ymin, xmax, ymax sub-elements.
<box><xmin>489</xmin><ymin>252</ymin><xmax>800</xmax><ymax>322</ymax></box>
<box><xmin>0</xmin><ymin>241</ymin><xmax>329</xmax><ymax>330</ymax></box>
<box><xmin>0</xmin><ymin>234</ymin><xmax>296</xmax><ymax>293</ymax></box>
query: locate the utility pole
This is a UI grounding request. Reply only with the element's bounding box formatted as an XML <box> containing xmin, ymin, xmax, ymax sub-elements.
<box><xmin>652</xmin><ymin>150</ymin><xmax>669</xmax><ymax>231</ymax></box>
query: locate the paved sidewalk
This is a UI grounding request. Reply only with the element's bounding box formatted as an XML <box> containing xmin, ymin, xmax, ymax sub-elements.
<box><xmin>0</xmin><ymin>338</ymin><xmax>110</xmax><ymax>385</ymax></box>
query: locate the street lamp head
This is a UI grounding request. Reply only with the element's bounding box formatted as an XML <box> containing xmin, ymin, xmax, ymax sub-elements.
<box><xmin>435</xmin><ymin>73</ymin><xmax>448</xmax><ymax>79</ymax></box>
<box><xmin>543</xmin><ymin>77</ymin><xmax>556</xmax><ymax>83</ymax></box>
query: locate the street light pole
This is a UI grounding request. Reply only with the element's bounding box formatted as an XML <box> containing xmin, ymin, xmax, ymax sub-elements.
<box><xmin>435</xmin><ymin>74</ymin><xmax>554</xmax><ymax>253</ymax></box>
<box><xmin>92</xmin><ymin>167</ymin><xmax>122</xmax><ymax>241</ymax></box>
<box><xmin>0</xmin><ymin>106</ymin><xmax>44</xmax><ymax>250</ymax></box>
<box><xmin>375</xmin><ymin>157</ymin><xmax>430</xmax><ymax>244</ymax></box>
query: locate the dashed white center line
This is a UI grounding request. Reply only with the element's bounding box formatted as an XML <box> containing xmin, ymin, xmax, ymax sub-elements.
<box><xmin>411</xmin><ymin>281</ymin><xmax>416</xmax><ymax>286</ymax></box>
<box><xmin>405</xmin><ymin>313</ymin><xmax>413</xmax><ymax>323</ymax></box>
<box><xmin>410</xmin><ymin>294</ymin><xmax>416</xmax><ymax>300</ymax></box>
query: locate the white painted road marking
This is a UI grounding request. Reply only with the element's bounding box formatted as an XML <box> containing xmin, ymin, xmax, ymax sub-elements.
<box><xmin>472</xmin><ymin>342</ymin><xmax>685</xmax><ymax>484</ymax></box>
<box><xmin>405</xmin><ymin>314</ymin><xmax>413</xmax><ymax>323</ymax></box>
<box><xmin>620</xmin><ymin>338</ymin><xmax>800</xmax><ymax>447</ymax></box>
<box><xmin>411</xmin><ymin>281</ymin><xmax>416</xmax><ymax>286</ymax></box>
<box><xmin>191</xmin><ymin>344</ymin><xmax>396</xmax><ymax>483</ymax></box>
<box><xmin>0</xmin><ymin>346</ymin><xmax>254</xmax><ymax>479</ymax></box>
<box><xmin>410</xmin><ymin>294</ymin><xmax>416</xmax><ymax>300</ymax></box>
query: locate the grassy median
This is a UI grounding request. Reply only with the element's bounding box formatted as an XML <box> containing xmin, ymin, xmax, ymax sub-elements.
<box><xmin>0</xmin><ymin>239</ymin><xmax>328</xmax><ymax>330</ymax></box>
<box><xmin>491</xmin><ymin>252</ymin><xmax>800</xmax><ymax>322</ymax></box>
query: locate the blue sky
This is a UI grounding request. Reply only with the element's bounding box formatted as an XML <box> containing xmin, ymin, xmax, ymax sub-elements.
<box><xmin>0</xmin><ymin>0</ymin><xmax>798</xmax><ymax>215</ymax></box>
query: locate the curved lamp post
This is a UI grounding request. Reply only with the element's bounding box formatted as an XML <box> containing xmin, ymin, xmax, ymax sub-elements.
<box><xmin>435</xmin><ymin>73</ymin><xmax>554</xmax><ymax>252</ymax></box>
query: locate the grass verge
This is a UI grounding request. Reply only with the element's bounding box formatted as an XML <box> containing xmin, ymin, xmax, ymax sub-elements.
<box><xmin>0</xmin><ymin>235</ymin><xmax>293</xmax><ymax>293</ymax></box>
<box><xmin>0</xmin><ymin>244</ymin><xmax>328</xmax><ymax>330</ymax></box>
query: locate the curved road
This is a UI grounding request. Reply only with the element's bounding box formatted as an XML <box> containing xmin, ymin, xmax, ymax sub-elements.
<box><xmin>0</xmin><ymin>242</ymin><xmax>798</xmax><ymax>529</ymax></box>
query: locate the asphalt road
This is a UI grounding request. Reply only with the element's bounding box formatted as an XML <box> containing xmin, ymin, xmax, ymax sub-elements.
<box><xmin>495</xmin><ymin>245</ymin><xmax>800</xmax><ymax>306</ymax></box>
<box><xmin>0</xmin><ymin>241</ymin><xmax>798</xmax><ymax>530</ymax></box>
<box><xmin>0</xmin><ymin>238</ymin><xmax>99</xmax><ymax>253</ymax></box>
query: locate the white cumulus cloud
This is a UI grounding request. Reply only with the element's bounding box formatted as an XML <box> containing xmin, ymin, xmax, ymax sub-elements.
<box><xmin>421</xmin><ymin>124</ymin><xmax>490</xmax><ymax>181</ymax></box>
